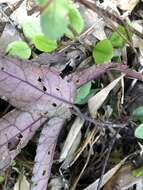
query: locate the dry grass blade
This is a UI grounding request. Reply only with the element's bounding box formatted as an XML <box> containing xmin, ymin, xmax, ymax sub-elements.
<box><xmin>59</xmin><ymin>117</ymin><xmax>84</xmax><ymax>162</ymax></box>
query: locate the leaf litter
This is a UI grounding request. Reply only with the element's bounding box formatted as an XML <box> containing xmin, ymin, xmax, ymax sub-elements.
<box><xmin>0</xmin><ymin>0</ymin><xmax>143</xmax><ymax>190</ymax></box>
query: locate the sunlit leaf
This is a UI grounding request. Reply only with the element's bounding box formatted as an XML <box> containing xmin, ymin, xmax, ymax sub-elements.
<box><xmin>68</xmin><ymin>3</ymin><xmax>84</xmax><ymax>34</ymax></box>
<box><xmin>93</xmin><ymin>39</ymin><xmax>114</xmax><ymax>64</ymax></box>
<box><xmin>33</xmin><ymin>35</ymin><xmax>57</xmax><ymax>52</ymax></box>
<box><xmin>110</xmin><ymin>25</ymin><xmax>129</xmax><ymax>48</ymax></box>
<box><xmin>40</xmin><ymin>0</ymin><xmax>69</xmax><ymax>40</ymax></box>
<box><xmin>22</xmin><ymin>17</ymin><xmax>42</xmax><ymax>41</ymax></box>
<box><xmin>6</xmin><ymin>41</ymin><xmax>31</xmax><ymax>59</ymax></box>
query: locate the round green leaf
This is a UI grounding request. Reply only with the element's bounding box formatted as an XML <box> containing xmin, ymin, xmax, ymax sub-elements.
<box><xmin>40</xmin><ymin>1</ymin><xmax>69</xmax><ymax>40</ymax></box>
<box><xmin>110</xmin><ymin>32</ymin><xmax>124</xmax><ymax>48</ymax></box>
<box><xmin>135</xmin><ymin>124</ymin><xmax>143</xmax><ymax>139</ymax></box>
<box><xmin>68</xmin><ymin>3</ymin><xmax>84</xmax><ymax>34</ymax></box>
<box><xmin>74</xmin><ymin>82</ymin><xmax>92</xmax><ymax>104</ymax></box>
<box><xmin>132</xmin><ymin>106</ymin><xmax>143</xmax><ymax>119</ymax></box>
<box><xmin>6</xmin><ymin>41</ymin><xmax>31</xmax><ymax>60</ymax></box>
<box><xmin>22</xmin><ymin>17</ymin><xmax>42</xmax><ymax>41</ymax></box>
<box><xmin>110</xmin><ymin>25</ymin><xmax>128</xmax><ymax>48</ymax></box>
<box><xmin>33</xmin><ymin>35</ymin><xmax>57</xmax><ymax>52</ymax></box>
<box><xmin>92</xmin><ymin>39</ymin><xmax>114</xmax><ymax>64</ymax></box>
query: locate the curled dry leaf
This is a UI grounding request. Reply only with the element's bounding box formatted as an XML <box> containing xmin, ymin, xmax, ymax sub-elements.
<box><xmin>88</xmin><ymin>74</ymin><xmax>124</xmax><ymax>117</ymax></box>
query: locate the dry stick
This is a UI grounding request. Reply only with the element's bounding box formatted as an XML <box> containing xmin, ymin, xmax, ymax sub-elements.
<box><xmin>78</xmin><ymin>0</ymin><xmax>143</xmax><ymax>40</ymax></box>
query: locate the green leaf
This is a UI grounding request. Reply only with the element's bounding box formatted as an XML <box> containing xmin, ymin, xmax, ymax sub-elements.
<box><xmin>135</xmin><ymin>124</ymin><xmax>143</xmax><ymax>139</ymax></box>
<box><xmin>65</xmin><ymin>28</ymin><xmax>74</xmax><ymax>39</ymax></box>
<box><xmin>74</xmin><ymin>82</ymin><xmax>92</xmax><ymax>104</ymax></box>
<box><xmin>40</xmin><ymin>0</ymin><xmax>69</xmax><ymax>40</ymax></box>
<box><xmin>6</xmin><ymin>41</ymin><xmax>31</xmax><ymax>60</ymax></box>
<box><xmin>132</xmin><ymin>106</ymin><xmax>143</xmax><ymax>119</ymax></box>
<box><xmin>93</xmin><ymin>39</ymin><xmax>114</xmax><ymax>64</ymax></box>
<box><xmin>132</xmin><ymin>166</ymin><xmax>143</xmax><ymax>177</ymax></box>
<box><xmin>77</xmin><ymin>89</ymin><xmax>97</xmax><ymax>105</ymax></box>
<box><xmin>22</xmin><ymin>17</ymin><xmax>42</xmax><ymax>41</ymax></box>
<box><xmin>0</xmin><ymin>176</ymin><xmax>4</xmax><ymax>184</ymax></box>
<box><xmin>33</xmin><ymin>35</ymin><xmax>57</xmax><ymax>52</ymax></box>
<box><xmin>36</xmin><ymin>0</ymin><xmax>46</xmax><ymax>5</ymax></box>
<box><xmin>110</xmin><ymin>25</ymin><xmax>128</xmax><ymax>48</ymax></box>
<box><xmin>67</xmin><ymin>3</ymin><xmax>84</xmax><ymax>34</ymax></box>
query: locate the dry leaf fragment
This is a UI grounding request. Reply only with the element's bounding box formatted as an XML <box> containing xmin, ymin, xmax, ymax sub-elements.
<box><xmin>13</xmin><ymin>175</ymin><xmax>30</xmax><ymax>190</ymax></box>
<box><xmin>0</xmin><ymin>55</ymin><xmax>75</xmax><ymax>170</ymax></box>
<box><xmin>83</xmin><ymin>158</ymin><xmax>127</xmax><ymax>190</ymax></box>
<box><xmin>111</xmin><ymin>0</ymin><xmax>139</xmax><ymax>12</ymax></box>
<box><xmin>59</xmin><ymin>117</ymin><xmax>84</xmax><ymax>162</ymax></box>
<box><xmin>88</xmin><ymin>74</ymin><xmax>124</xmax><ymax>117</ymax></box>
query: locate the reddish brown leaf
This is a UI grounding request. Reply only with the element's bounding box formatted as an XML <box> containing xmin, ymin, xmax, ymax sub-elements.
<box><xmin>0</xmin><ymin>109</ymin><xmax>45</xmax><ymax>170</ymax></box>
<box><xmin>0</xmin><ymin>55</ymin><xmax>75</xmax><ymax>170</ymax></box>
<box><xmin>31</xmin><ymin>117</ymin><xmax>65</xmax><ymax>190</ymax></box>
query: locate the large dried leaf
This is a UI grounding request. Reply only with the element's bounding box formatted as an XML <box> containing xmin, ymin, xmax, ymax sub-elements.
<box><xmin>0</xmin><ymin>55</ymin><xmax>75</xmax><ymax>116</ymax></box>
<box><xmin>0</xmin><ymin>55</ymin><xmax>75</xmax><ymax>170</ymax></box>
<box><xmin>0</xmin><ymin>109</ymin><xmax>45</xmax><ymax>170</ymax></box>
